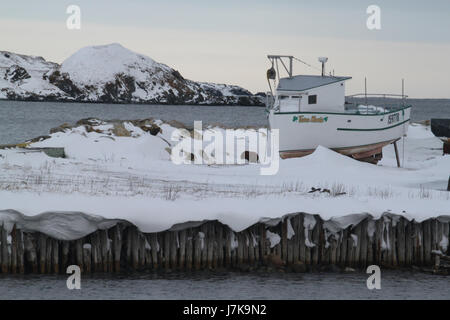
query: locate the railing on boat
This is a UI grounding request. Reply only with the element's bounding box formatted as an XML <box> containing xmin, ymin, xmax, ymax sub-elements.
<box><xmin>345</xmin><ymin>93</ymin><xmax>409</xmax><ymax>114</ymax></box>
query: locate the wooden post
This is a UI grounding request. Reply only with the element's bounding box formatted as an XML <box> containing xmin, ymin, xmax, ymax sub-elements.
<box><xmin>83</xmin><ymin>244</ymin><xmax>91</xmax><ymax>273</ymax></box>
<box><xmin>45</xmin><ymin>237</ymin><xmax>52</xmax><ymax>273</ymax></box>
<box><xmin>52</xmin><ymin>239</ymin><xmax>59</xmax><ymax>274</ymax></box>
<box><xmin>312</xmin><ymin>216</ymin><xmax>321</xmax><ymax>266</ymax></box>
<box><xmin>149</xmin><ymin>233</ymin><xmax>159</xmax><ymax>270</ymax></box>
<box><xmin>393</xmin><ymin>141</ymin><xmax>401</xmax><ymax>168</ymax></box>
<box><xmin>396</xmin><ymin>218</ymin><xmax>406</xmax><ymax>266</ymax></box>
<box><xmin>423</xmin><ymin>220</ymin><xmax>432</xmax><ymax>265</ymax></box>
<box><xmin>225</xmin><ymin>229</ymin><xmax>232</xmax><ymax>267</ymax></box>
<box><xmin>112</xmin><ymin>224</ymin><xmax>122</xmax><ymax>272</ymax></box>
<box><xmin>38</xmin><ymin>234</ymin><xmax>47</xmax><ymax>273</ymax></box>
<box><xmin>185</xmin><ymin>229</ymin><xmax>193</xmax><ymax>271</ymax></box>
<box><xmin>281</xmin><ymin>218</ymin><xmax>288</xmax><ymax>264</ymax></box>
<box><xmin>75</xmin><ymin>239</ymin><xmax>83</xmax><ymax>272</ymax></box>
<box><xmin>405</xmin><ymin>221</ymin><xmax>413</xmax><ymax>266</ymax></box>
<box><xmin>24</xmin><ymin>233</ymin><xmax>38</xmax><ymax>273</ymax></box>
<box><xmin>11</xmin><ymin>224</ymin><xmax>18</xmax><ymax>274</ymax></box>
<box><xmin>360</xmin><ymin>219</ymin><xmax>368</xmax><ymax>268</ymax></box>
<box><xmin>170</xmin><ymin>231</ymin><xmax>178</xmax><ymax>270</ymax></box>
<box><xmin>206</xmin><ymin>225</ymin><xmax>214</xmax><ymax>269</ymax></box>
<box><xmin>61</xmin><ymin>241</ymin><xmax>70</xmax><ymax>272</ymax></box>
<box><xmin>1</xmin><ymin>223</ymin><xmax>10</xmax><ymax>273</ymax></box>
<box><xmin>17</xmin><ymin>229</ymin><xmax>25</xmax><ymax>274</ymax></box>
<box><xmin>217</xmin><ymin>225</ymin><xmax>224</xmax><ymax>268</ymax></box>
<box><xmin>298</xmin><ymin>214</ymin><xmax>305</xmax><ymax>263</ymax></box>
<box><xmin>179</xmin><ymin>229</ymin><xmax>186</xmax><ymax>270</ymax></box>
<box><xmin>194</xmin><ymin>230</ymin><xmax>202</xmax><ymax>270</ymax></box>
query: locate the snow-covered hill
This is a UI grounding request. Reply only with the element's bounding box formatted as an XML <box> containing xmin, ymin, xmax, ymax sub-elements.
<box><xmin>0</xmin><ymin>43</ymin><xmax>263</xmax><ymax>105</ymax></box>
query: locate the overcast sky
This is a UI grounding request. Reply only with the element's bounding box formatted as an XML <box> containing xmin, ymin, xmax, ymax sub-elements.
<box><xmin>1</xmin><ymin>0</ymin><xmax>450</xmax><ymax>98</ymax></box>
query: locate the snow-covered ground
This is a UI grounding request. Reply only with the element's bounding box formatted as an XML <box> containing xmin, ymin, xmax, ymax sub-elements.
<box><xmin>0</xmin><ymin>120</ymin><xmax>448</xmax><ymax>239</ymax></box>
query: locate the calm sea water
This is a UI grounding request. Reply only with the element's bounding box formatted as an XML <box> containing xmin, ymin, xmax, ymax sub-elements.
<box><xmin>0</xmin><ymin>271</ymin><xmax>449</xmax><ymax>300</ymax></box>
<box><xmin>1</xmin><ymin>99</ymin><xmax>450</xmax><ymax>145</ymax></box>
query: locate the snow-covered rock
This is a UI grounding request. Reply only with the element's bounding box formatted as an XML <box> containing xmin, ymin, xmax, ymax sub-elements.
<box><xmin>0</xmin><ymin>43</ymin><xmax>263</xmax><ymax>105</ymax></box>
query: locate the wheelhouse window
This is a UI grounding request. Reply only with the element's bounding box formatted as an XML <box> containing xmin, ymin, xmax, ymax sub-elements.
<box><xmin>308</xmin><ymin>95</ymin><xmax>317</xmax><ymax>104</ymax></box>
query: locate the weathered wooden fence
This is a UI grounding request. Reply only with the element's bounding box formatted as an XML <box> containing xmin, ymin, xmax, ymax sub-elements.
<box><xmin>0</xmin><ymin>213</ymin><xmax>449</xmax><ymax>274</ymax></box>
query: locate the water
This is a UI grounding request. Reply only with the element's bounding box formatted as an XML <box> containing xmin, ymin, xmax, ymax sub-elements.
<box><xmin>0</xmin><ymin>100</ymin><xmax>267</xmax><ymax>145</ymax></box>
<box><xmin>1</xmin><ymin>99</ymin><xmax>450</xmax><ymax>145</ymax></box>
<box><xmin>0</xmin><ymin>271</ymin><xmax>449</xmax><ymax>300</ymax></box>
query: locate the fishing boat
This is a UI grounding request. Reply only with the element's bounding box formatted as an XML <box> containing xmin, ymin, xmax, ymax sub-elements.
<box><xmin>266</xmin><ymin>55</ymin><xmax>411</xmax><ymax>164</ymax></box>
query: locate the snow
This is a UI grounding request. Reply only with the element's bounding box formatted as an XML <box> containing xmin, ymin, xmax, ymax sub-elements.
<box><xmin>60</xmin><ymin>43</ymin><xmax>165</xmax><ymax>90</ymax></box>
<box><xmin>266</xmin><ymin>230</ymin><xmax>281</xmax><ymax>248</ymax></box>
<box><xmin>0</xmin><ymin>121</ymin><xmax>449</xmax><ymax>240</ymax></box>
<box><xmin>440</xmin><ymin>235</ymin><xmax>448</xmax><ymax>252</ymax></box>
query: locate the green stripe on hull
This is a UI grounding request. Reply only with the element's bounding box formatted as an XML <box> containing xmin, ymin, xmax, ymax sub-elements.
<box><xmin>337</xmin><ymin>119</ymin><xmax>410</xmax><ymax>131</ymax></box>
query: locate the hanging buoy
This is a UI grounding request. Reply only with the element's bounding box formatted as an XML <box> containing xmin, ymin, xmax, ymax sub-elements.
<box><xmin>267</xmin><ymin>67</ymin><xmax>276</xmax><ymax>80</ymax></box>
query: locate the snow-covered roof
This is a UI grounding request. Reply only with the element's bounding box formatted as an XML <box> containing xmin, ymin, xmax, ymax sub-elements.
<box><xmin>277</xmin><ymin>75</ymin><xmax>351</xmax><ymax>92</ymax></box>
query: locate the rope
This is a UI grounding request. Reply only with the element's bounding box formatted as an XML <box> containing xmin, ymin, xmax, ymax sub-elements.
<box><xmin>293</xmin><ymin>56</ymin><xmax>340</xmax><ymax>78</ymax></box>
<box><xmin>292</xmin><ymin>56</ymin><xmax>322</xmax><ymax>74</ymax></box>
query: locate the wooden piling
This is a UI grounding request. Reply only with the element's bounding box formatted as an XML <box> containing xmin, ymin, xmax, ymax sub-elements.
<box><xmin>17</xmin><ymin>229</ymin><xmax>25</xmax><ymax>274</ymax></box>
<box><xmin>1</xmin><ymin>223</ymin><xmax>9</xmax><ymax>273</ymax></box>
<box><xmin>178</xmin><ymin>229</ymin><xmax>187</xmax><ymax>270</ymax></box>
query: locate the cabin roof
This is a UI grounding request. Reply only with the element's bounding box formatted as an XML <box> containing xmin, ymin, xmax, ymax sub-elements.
<box><xmin>277</xmin><ymin>75</ymin><xmax>351</xmax><ymax>92</ymax></box>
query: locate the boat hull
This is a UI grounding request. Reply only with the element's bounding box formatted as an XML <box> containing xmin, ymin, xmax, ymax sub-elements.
<box><xmin>269</xmin><ymin>106</ymin><xmax>411</xmax><ymax>159</ymax></box>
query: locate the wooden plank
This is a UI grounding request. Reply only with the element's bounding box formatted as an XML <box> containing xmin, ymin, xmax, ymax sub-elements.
<box><xmin>298</xmin><ymin>214</ymin><xmax>305</xmax><ymax>263</ymax></box>
<box><xmin>217</xmin><ymin>225</ymin><xmax>224</xmax><ymax>268</ymax></box>
<box><xmin>139</xmin><ymin>233</ymin><xmax>146</xmax><ymax>269</ymax></box>
<box><xmin>1</xmin><ymin>224</ymin><xmax>9</xmax><ymax>273</ymax></box>
<box><xmin>292</xmin><ymin>216</ymin><xmax>299</xmax><ymax>263</ymax></box>
<box><xmin>83</xmin><ymin>244</ymin><xmax>91</xmax><ymax>273</ymax></box>
<box><xmin>224</xmin><ymin>229</ymin><xmax>232</xmax><ymax>267</ymax></box>
<box><xmin>366</xmin><ymin>219</ymin><xmax>375</xmax><ymax>266</ymax></box>
<box><xmin>423</xmin><ymin>219</ymin><xmax>432</xmax><ymax>265</ymax></box>
<box><xmin>45</xmin><ymin>237</ymin><xmax>52</xmax><ymax>273</ymax></box>
<box><xmin>185</xmin><ymin>229</ymin><xmax>193</xmax><ymax>271</ymax></box>
<box><xmin>359</xmin><ymin>219</ymin><xmax>368</xmax><ymax>268</ymax></box>
<box><xmin>281</xmin><ymin>218</ymin><xmax>288</xmax><ymax>263</ymax></box>
<box><xmin>206</xmin><ymin>225</ymin><xmax>214</xmax><ymax>269</ymax></box>
<box><xmin>259</xmin><ymin>224</ymin><xmax>267</xmax><ymax>261</ymax></box>
<box><xmin>248</xmin><ymin>230</ymin><xmax>255</xmax><ymax>266</ymax></box>
<box><xmin>340</xmin><ymin>228</ymin><xmax>348</xmax><ymax>267</ymax></box>
<box><xmin>52</xmin><ymin>239</ymin><xmax>59</xmax><ymax>274</ymax></box>
<box><xmin>17</xmin><ymin>229</ymin><xmax>25</xmax><ymax>274</ymax></box>
<box><xmin>10</xmin><ymin>225</ymin><xmax>17</xmax><ymax>274</ymax></box>
<box><xmin>194</xmin><ymin>230</ymin><xmax>202</xmax><ymax>270</ymax></box>
<box><xmin>173</xmin><ymin>231</ymin><xmax>180</xmax><ymax>269</ymax></box>
<box><xmin>200</xmin><ymin>225</ymin><xmax>208</xmax><ymax>269</ymax></box>
<box><xmin>73</xmin><ymin>239</ymin><xmax>81</xmax><ymax>272</ymax></box>
<box><xmin>242</xmin><ymin>231</ymin><xmax>249</xmax><ymax>266</ymax></box>
<box><xmin>99</xmin><ymin>230</ymin><xmax>110</xmax><ymax>272</ymax></box>
<box><xmin>112</xmin><ymin>224</ymin><xmax>122</xmax><ymax>272</ymax></box>
<box><xmin>374</xmin><ymin>218</ymin><xmax>383</xmax><ymax>265</ymax></box>
<box><xmin>312</xmin><ymin>216</ymin><xmax>321</xmax><ymax>265</ymax></box>
<box><xmin>24</xmin><ymin>233</ymin><xmax>38</xmax><ymax>273</ymax></box>
<box><xmin>405</xmin><ymin>220</ymin><xmax>413</xmax><ymax>266</ymax></box>
<box><xmin>38</xmin><ymin>234</ymin><xmax>47</xmax><ymax>273</ymax></box>
<box><xmin>396</xmin><ymin>218</ymin><xmax>406</xmax><ymax>266</ymax></box>
<box><xmin>237</xmin><ymin>232</ymin><xmax>244</xmax><ymax>267</ymax></box>
<box><xmin>179</xmin><ymin>229</ymin><xmax>187</xmax><ymax>270</ymax></box>
<box><xmin>149</xmin><ymin>233</ymin><xmax>159</xmax><ymax>270</ymax></box>
<box><xmin>347</xmin><ymin>229</ymin><xmax>355</xmax><ymax>267</ymax></box>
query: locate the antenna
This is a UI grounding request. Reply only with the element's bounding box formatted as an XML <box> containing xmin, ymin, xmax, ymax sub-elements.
<box><xmin>318</xmin><ymin>57</ymin><xmax>328</xmax><ymax>76</ymax></box>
